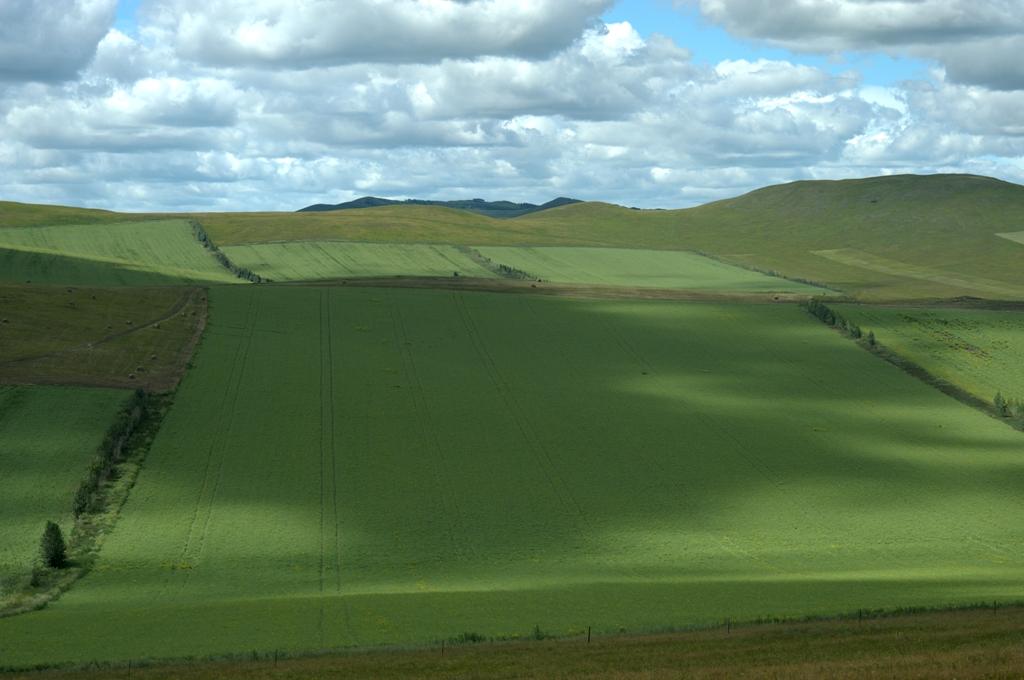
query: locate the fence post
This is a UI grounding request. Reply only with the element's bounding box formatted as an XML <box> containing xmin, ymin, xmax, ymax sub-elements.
<box><xmin>587</xmin><ymin>626</ymin><xmax>591</xmax><ymax>644</ymax></box>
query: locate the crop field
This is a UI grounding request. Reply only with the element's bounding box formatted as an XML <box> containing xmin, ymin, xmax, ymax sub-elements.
<box><xmin>0</xmin><ymin>286</ymin><xmax>1022</xmax><ymax>667</ymax></box>
<box><xmin>0</xmin><ymin>247</ymin><xmax>191</xmax><ymax>287</ymax></box>
<box><xmin>475</xmin><ymin>246</ymin><xmax>823</xmax><ymax>292</ymax></box>
<box><xmin>221</xmin><ymin>241</ymin><xmax>495</xmax><ymax>281</ymax></box>
<box><xmin>0</xmin><ymin>221</ymin><xmax>238</xmax><ymax>285</ymax></box>
<box><xmin>192</xmin><ymin>175</ymin><xmax>1024</xmax><ymax>300</ymax></box>
<box><xmin>0</xmin><ymin>286</ymin><xmax>207</xmax><ymax>390</ymax></box>
<box><xmin>835</xmin><ymin>305</ymin><xmax>1024</xmax><ymax>402</ymax></box>
<box><xmin>0</xmin><ymin>386</ymin><xmax>128</xmax><ymax>599</ymax></box>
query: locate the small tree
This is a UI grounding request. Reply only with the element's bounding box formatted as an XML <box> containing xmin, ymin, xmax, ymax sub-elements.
<box><xmin>866</xmin><ymin>331</ymin><xmax>876</xmax><ymax>347</ymax></box>
<box><xmin>994</xmin><ymin>392</ymin><xmax>1010</xmax><ymax>417</ymax></box>
<box><xmin>40</xmin><ymin>521</ymin><xmax>67</xmax><ymax>569</ymax></box>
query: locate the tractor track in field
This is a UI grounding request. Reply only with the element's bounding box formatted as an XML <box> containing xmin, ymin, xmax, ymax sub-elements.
<box><xmin>386</xmin><ymin>292</ymin><xmax>467</xmax><ymax>560</ymax></box>
<box><xmin>173</xmin><ymin>289</ymin><xmax>257</xmax><ymax>589</ymax></box>
<box><xmin>450</xmin><ymin>291</ymin><xmax>590</xmax><ymax>531</ymax></box>
<box><xmin>318</xmin><ymin>288</ymin><xmax>346</xmax><ymax>648</ymax></box>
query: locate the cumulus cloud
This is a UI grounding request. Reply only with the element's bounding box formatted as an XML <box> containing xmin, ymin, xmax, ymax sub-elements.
<box><xmin>687</xmin><ymin>0</ymin><xmax>1024</xmax><ymax>90</ymax></box>
<box><xmin>0</xmin><ymin>2</ymin><xmax>1022</xmax><ymax>211</ymax></box>
<box><xmin>145</xmin><ymin>0</ymin><xmax>613</xmax><ymax>68</ymax></box>
<box><xmin>0</xmin><ymin>0</ymin><xmax>117</xmax><ymax>82</ymax></box>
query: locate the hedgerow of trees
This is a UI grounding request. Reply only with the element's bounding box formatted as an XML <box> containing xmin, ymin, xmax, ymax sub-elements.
<box><xmin>804</xmin><ymin>299</ymin><xmax>864</xmax><ymax>340</ymax></box>
<box><xmin>191</xmin><ymin>220</ymin><xmax>268</xmax><ymax>283</ymax></box>
<box><xmin>72</xmin><ymin>389</ymin><xmax>149</xmax><ymax>517</ymax></box>
<box><xmin>806</xmin><ymin>299</ymin><xmax>1023</xmax><ymax>429</ymax></box>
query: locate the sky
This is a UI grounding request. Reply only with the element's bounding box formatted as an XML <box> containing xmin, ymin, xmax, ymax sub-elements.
<box><xmin>1</xmin><ymin>0</ymin><xmax>1023</xmax><ymax>212</ymax></box>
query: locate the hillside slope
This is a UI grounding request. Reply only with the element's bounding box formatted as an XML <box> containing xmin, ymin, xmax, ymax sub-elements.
<box><xmin>6</xmin><ymin>174</ymin><xmax>1024</xmax><ymax>299</ymax></box>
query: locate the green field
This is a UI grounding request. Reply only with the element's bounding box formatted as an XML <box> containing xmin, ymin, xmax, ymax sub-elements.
<box><xmin>193</xmin><ymin>175</ymin><xmax>1024</xmax><ymax>300</ymax></box>
<box><xmin>476</xmin><ymin>246</ymin><xmax>823</xmax><ymax>292</ymax></box>
<box><xmin>1</xmin><ymin>286</ymin><xmax>1022</xmax><ymax>667</ymax></box>
<box><xmin>0</xmin><ymin>386</ymin><xmax>128</xmax><ymax>596</ymax></box>
<box><xmin>835</xmin><ymin>305</ymin><xmax>1024</xmax><ymax>402</ymax></box>
<box><xmin>0</xmin><ymin>286</ymin><xmax>206</xmax><ymax>390</ymax></box>
<box><xmin>0</xmin><ymin>221</ymin><xmax>238</xmax><ymax>286</ymax></box>
<box><xmin>221</xmin><ymin>241</ymin><xmax>494</xmax><ymax>281</ymax></box>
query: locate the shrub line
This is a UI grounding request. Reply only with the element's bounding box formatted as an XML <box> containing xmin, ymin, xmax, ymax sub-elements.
<box><xmin>190</xmin><ymin>219</ymin><xmax>269</xmax><ymax>283</ymax></box>
<box><xmin>456</xmin><ymin>245</ymin><xmax>542</xmax><ymax>282</ymax></box>
<box><xmin>803</xmin><ymin>298</ymin><xmax>1024</xmax><ymax>431</ymax></box>
<box><xmin>0</xmin><ymin>390</ymin><xmax>174</xmax><ymax>618</ymax></box>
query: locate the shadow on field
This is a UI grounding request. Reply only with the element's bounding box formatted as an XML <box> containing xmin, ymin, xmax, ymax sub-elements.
<box><xmin>1</xmin><ymin>285</ymin><xmax>1022</xmax><ymax>666</ymax></box>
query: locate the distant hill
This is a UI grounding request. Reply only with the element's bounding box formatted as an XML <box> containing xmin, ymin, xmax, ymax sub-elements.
<box><xmin>298</xmin><ymin>196</ymin><xmax>580</xmax><ymax>218</ymax></box>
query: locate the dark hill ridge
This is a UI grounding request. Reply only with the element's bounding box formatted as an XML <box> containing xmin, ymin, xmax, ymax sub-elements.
<box><xmin>298</xmin><ymin>196</ymin><xmax>580</xmax><ymax>218</ymax></box>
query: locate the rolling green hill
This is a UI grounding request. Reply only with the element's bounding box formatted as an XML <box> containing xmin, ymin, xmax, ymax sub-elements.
<box><xmin>5</xmin><ymin>173</ymin><xmax>1023</xmax><ymax>299</ymax></box>
<box><xmin>0</xmin><ymin>201</ymin><xmax>150</xmax><ymax>229</ymax></box>
<box><xmin>192</xmin><ymin>174</ymin><xmax>1024</xmax><ymax>300</ymax></box>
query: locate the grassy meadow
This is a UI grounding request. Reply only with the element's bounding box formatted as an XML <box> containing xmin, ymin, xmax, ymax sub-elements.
<box><xmin>835</xmin><ymin>305</ymin><xmax>1024</xmax><ymax>403</ymax></box>
<box><xmin>0</xmin><ymin>221</ymin><xmax>238</xmax><ymax>286</ymax></box>
<box><xmin>475</xmin><ymin>246</ymin><xmax>823</xmax><ymax>291</ymax></box>
<box><xmin>221</xmin><ymin>241</ymin><xmax>494</xmax><ymax>281</ymax></box>
<box><xmin>1</xmin><ymin>286</ymin><xmax>1022</xmax><ymax>666</ymax></box>
<box><xmin>0</xmin><ymin>386</ymin><xmax>128</xmax><ymax>598</ymax></box>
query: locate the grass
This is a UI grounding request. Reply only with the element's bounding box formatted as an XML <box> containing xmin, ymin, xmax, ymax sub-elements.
<box><xmin>193</xmin><ymin>174</ymin><xmax>1024</xmax><ymax>300</ymax></box>
<box><xmin>195</xmin><ymin>206</ymin><xmax>504</xmax><ymax>248</ymax></box>
<box><xmin>0</xmin><ymin>286</ymin><xmax>1022</xmax><ymax>666</ymax></box>
<box><xmin>0</xmin><ymin>385</ymin><xmax>128</xmax><ymax>602</ymax></box>
<box><xmin>6</xmin><ymin>173</ymin><xmax>1024</xmax><ymax>298</ymax></box>
<box><xmin>834</xmin><ymin>304</ymin><xmax>1024</xmax><ymax>404</ymax></box>
<box><xmin>5</xmin><ymin>605</ymin><xmax>1023</xmax><ymax>679</ymax></box>
<box><xmin>475</xmin><ymin>246</ymin><xmax>825</xmax><ymax>292</ymax></box>
<box><xmin>0</xmin><ymin>202</ymin><xmax>148</xmax><ymax>229</ymax></box>
<box><xmin>0</xmin><ymin>247</ymin><xmax>192</xmax><ymax>287</ymax></box>
<box><xmin>0</xmin><ymin>286</ymin><xmax>207</xmax><ymax>390</ymax></box>
<box><xmin>221</xmin><ymin>241</ymin><xmax>495</xmax><ymax>281</ymax></box>
<box><xmin>0</xmin><ymin>221</ymin><xmax>240</xmax><ymax>285</ymax></box>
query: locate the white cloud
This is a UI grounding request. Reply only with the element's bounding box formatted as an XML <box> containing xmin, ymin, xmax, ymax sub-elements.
<box><xmin>0</xmin><ymin>0</ymin><xmax>117</xmax><ymax>82</ymax></box>
<box><xmin>146</xmin><ymin>0</ymin><xmax>613</xmax><ymax>68</ymax></box>
<box><xmin>688</xmin><ymin>0</ymin><xmax>1024</xmax><ymax>90</ymax></box>
<box><xmin>0</xmin><ymin>1</ymin><xmax>1021</xmax><ymax>211</ymax></box>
